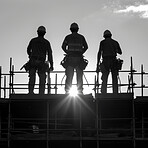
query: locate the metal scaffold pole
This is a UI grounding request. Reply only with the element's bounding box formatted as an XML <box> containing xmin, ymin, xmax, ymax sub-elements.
<box><xmin>131</xmin><ymin>57</ymin><xmax>136</xmax><ymax>148</ymax></box>
<box><xmin>0</xmin><ymin>66</ymin><xmax>1</xmax><ymax>98</ymax></box>
<box><xmin>47</xmin><ymin>72</ymin><xmax>51</xmax><ymax>94</ymax></box>
<box><xmin>46</xmin><ymin>101</ymin><xmax>49</xmax><ymax>148</ymax></box>
<box><xmin>2</xmin><ymin>56</ymin><xmax>148</xmax><ymax>148</ymax></box>
<box><xmin>9</xmin><ymin>57</ymin><xmax>12</xmax><ymax>96</ymax></box>
<box><xmin>141</xmin><ymin>64</ymin><xmax>144</xmax><ymax>97</ymax></box>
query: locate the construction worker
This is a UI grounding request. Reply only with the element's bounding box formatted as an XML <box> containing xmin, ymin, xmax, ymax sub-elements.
<box><xmin>96</xmin><ymin>30</ymin><xmax>122</xmax><ymax>94</ymax></box>
<box><xmin>62</xmin><ymin>23</ymin><xmax>88</xmax><ymax>94</ymax></box>
<box><xmin>27</xmin><ymin>26</ymin><xmax>54</xmax><ymax>94</ymax></box>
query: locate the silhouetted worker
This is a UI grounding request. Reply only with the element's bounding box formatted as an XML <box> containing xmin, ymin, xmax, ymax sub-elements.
<box><xmin>62</xmin><ymin>23</ymin><xmax>88</xmax><ymax>94</ymax></box>
<box><xmin>27</xmin><ymin>26</ymin><xmax>54</xmax><ymax>94</ymax></box>
<box><xmin>96</xmin><ymin>30</ymin><xmax>122</xmax><ymax>93</ymax></box>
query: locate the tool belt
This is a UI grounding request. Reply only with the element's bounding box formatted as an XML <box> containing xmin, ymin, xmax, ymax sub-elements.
<box><xmin>29</xmin><ymin>58</ymin><xmax>44</xmax><ymax>68</ymax></box>
<box><xmin>98</xmin><ymin>57</ymin><xmax>123</xmax><ymax>72</ymax></box>
<box><xmin>20</xmin><ymin>58</ymin><xmax>50</xmax><ymax>73</ymax></box>
<box><xmin>61</xmin><ymin>55</ymin><xmax>88</xmax><ymax>70</ymax></box>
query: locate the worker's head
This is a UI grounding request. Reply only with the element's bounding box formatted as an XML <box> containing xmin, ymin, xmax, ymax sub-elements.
<box><xmin>103</xmin><ymin>30</ymin><xmax>112</xmax><ymax>38</ymax></box>
<box><xmin>70</xmin><ymin>23</ymin><xmax>79</xmax><ymax>33</ymax></box>
<box><xmin>37</xmin><ymin>26</ymin><xmax>46</xmax><ymax>36</ymax></box>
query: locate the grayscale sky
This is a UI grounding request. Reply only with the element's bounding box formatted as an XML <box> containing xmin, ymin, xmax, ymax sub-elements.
<box><xmin>1</xmin><ymin>0</ymin><xmax>148</xmax><ymax>95</ymax></box>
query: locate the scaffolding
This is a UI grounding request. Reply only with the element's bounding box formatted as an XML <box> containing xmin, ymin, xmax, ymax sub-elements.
<box><xmin>0</xmin><ymin>57</ymin><xmax>136</xmax><ymax>98</ymax></box>
<box><xmin>0</xmin><ymin>57</ymin><xmax>148</xmax><ymax>148</ymax></box>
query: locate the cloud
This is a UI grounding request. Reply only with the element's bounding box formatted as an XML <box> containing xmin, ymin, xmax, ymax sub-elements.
<box><xmin>115</xmin><ymin>4</ymin><xmax>148</xmax><ymax>18</ymax></box>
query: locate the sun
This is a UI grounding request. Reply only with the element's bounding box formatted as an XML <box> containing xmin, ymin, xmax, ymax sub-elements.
<box><xmin>69</xmin><ymin>86</ymin><xmax>78</xmax><ymax>97</ymax></box>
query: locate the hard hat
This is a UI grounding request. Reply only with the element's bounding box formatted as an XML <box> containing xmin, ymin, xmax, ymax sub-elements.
<box><xmin>103</xmin><ymin>30</ymin><xmax>112</xmax><ymax>37</ymax></box>
<box><xmin>37</xmin><ymin>26</ymin><xmax>46</xmax><ymax>33</ymax></box>
<box><xmin>70</xmin><ymin>23</ymin><xmax>79</xmax><ymax>29</ymax></box>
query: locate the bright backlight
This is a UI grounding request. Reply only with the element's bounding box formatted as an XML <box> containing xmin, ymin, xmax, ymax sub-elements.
<box><xmin>69</xmin><ymin>86</ymin><xmax>78</xmax><ymax>97</ymax></box>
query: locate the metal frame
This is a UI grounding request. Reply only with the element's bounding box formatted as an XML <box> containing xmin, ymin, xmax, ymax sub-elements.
<box><xmin>0</xmin><ymin>57</ymin><xmax>148</xmax><ymax>148</ymax></box>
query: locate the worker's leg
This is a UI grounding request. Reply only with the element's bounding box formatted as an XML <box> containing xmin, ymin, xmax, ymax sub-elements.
<box><xmin>28</xmin><ymin>68</ymin><xmax>36</xmax><ymax>94</ymax></box>
<box><xmin>65</xmin><ymin>66</ymin><xmax>74</xmax><ymax>93</ymax></box>
<box><xmin>76</xmin><ymin>67</ymin><xmax>83</xmax><ymax>94</ymax></box>
<box><xmin>112</xmin><ymin>69</ymin><xmax>118</xmax><ymax>93</ymax></box>
<box><xmin>38</xmin><ymin>70</ymin><xmax>46</xmax><ymax>94</ymax></box>
<box><xmin>101</xmin><ymin>69</ymin><xmax>109</xmax><ymax>94</ymax></box>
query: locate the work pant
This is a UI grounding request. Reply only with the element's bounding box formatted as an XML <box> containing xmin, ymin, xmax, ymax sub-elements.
<box><xmin>65</xmin><ymin>66</ymin><xmax>83</xmax><ymax>94</ymax></box>
<box><xmin>28</xmin><ymin>68</ymin><xmax>46</xmax><ymax>94</ymax></box>
<box><xmin>101</xmin><ymin>57</ymin><xmax>118</xmax><ymax>94</ymax></box>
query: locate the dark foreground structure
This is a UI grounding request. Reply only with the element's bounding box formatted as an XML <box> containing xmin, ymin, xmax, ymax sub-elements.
<box><xmin>0</xmin><ymin>58</ymin><xmax>148</xmax><ymax>148</ymax></box>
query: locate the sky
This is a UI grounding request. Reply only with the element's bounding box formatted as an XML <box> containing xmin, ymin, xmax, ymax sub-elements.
<box><xmin>1</xmin><ymin>0</ymin><xmax>148</xmax><ymax>96</ymax></box>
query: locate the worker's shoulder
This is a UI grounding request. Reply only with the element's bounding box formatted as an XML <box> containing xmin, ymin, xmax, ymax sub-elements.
<box><xmin>43</xmin><ymin>37</ymin><xmax>50</xmax><ymax>43</ymax></box>
<box><xmin>30</xmin><ymin>37</ymin><xmax>37</xmax><ymax>41</ymax></box>
<box><xmin>65</xmin><ymin>33</ymin><xmax>85</xmax><ymax>40</ymax></box>
<box><xmin>65</xmin><ymin>34</ymin><xmax>72</xmax><ymax>38</ymax></box>
<box><xmin>34</xmin><ymin>37</ymin><xmax>50</xmax><ymax>44</ymax></box>
<box><xmin>77</xmin><ymin>33</ymin><xmax>85</xmax><ymax>38</ymax></box>
<box><xmin>111</xmin><ymin>38</ymin><xmax>118</xmax><ymax>43</ymax></box>
<box><xmin>103</xmin><ymin>38</ymin><xmax>118</xmax><ymax>43</ymax></box>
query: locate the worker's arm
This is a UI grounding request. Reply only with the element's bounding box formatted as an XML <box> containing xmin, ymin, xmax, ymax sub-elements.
<box><xmin>47</xmin><ymin>42</ymin><xmax>54</xmax><ymax>71</ymax></box>
<box><xmin>27</xmin><ymin>40</ymin><xmax>32</xmax><ymax>58</ymax></box>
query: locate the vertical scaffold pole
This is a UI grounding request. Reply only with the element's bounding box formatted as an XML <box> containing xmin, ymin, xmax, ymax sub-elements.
<box><xmin>96</xmin><ymin>96</ymin><xmax>100</xmax><ymax>148</ymax></box>
<box><xmin>131</xmin><ymin>57</ymin><xmax>136</xmax><ymax>148</ymax></box>
<box><xmin>55</xmin><ymin>74</ymin><xmax>57</xmax><ymax>94</ymax></box>
<box><xmin>8</xmin><ymin>58</ymin><xmax>12</xmax><ymax>148</ymax></box>
<box><xmin>130</xmin><ymin>57</ymin><xmax>134</xmax><ymax>94</ymax></box>
<box><xmin>11</xmin><ymin>65</ymin><xmax>15</xmax><ymax>94</ymax></box>
<box><xmin>141</xmin><ymin>64</ymin><xmax>144</xmax><ymax>97</ymax></box>
<box><xmin>47</xmin><ymin>72</ymin><xmax>51</xmax><ymax>94</ymax></box>
<box><xmin>9</xmin><ymin>57</ymin><xmax>12</xmax><ymax>96</ymax></box>
<box><xmin>0</xmin><ymin>66</ymin><xmax>2</xmax><ymax>98</ymax></box>
<box><xmin>8</xmin><ymin>98</ymin><xmax>11</xmax><ymax>148</ymax></box>
<box><xmin>4</xmin><ymin>76</ymin><xmax>6</xmax><ymax>99</ymax></box>
<box><xmin>79</xmin><ymin>100</ymin><xmax>82</xmax><ymax>148</ymax></box>
<box><xmin>94</xmin><ymin>76</ymin><xmax>96</xmax><ymax>97</ymax></box>
<box><xmin>46</xmin><ymin>100</ymin><xmax>49</xmax><ymax>148</ymax></box>
<box><xmin>96</xmin><ymin>72</ymin><xmax>99</xmax><ymax>94</ymax></box>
